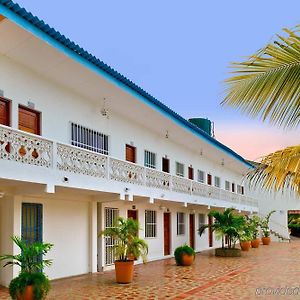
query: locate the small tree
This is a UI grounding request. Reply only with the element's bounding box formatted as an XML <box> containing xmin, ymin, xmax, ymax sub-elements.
<box><xmin>260</xmin><ymin>210</ymin><xmax>276</xmax><ymax>237</ymax></box>
<box><xmin>198</xmin><ymin>208</ymin><xmax>245</xmax><ymax>249</ymax></box>
<box><xmin>100</xmin><ymin>217</ymin><xmax>148</xmax><ymax>262</ymax></box>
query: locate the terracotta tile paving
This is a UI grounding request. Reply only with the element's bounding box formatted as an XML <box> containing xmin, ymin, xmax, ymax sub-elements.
<box><xmin>1</xmin><ymin>240</ymin><xmax>300</xmax><ymax>299</ymax></box>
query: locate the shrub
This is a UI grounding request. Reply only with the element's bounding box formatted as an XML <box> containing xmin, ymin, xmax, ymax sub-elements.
<box><xmin>174</xmin><ymin>244</ymin><xmax>195</xmax><ymax>266</ymax></box>
<box><xmin>9</xmin><ymin>272</ymin><xmax>50</xmax><ymax>300</ymax></box>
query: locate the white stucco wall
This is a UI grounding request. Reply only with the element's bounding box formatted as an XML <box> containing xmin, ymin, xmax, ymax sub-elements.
<box><xmin>0</xmin><ymin>54</ymin><xmax>246</xmax><ymax>191</ymax></box>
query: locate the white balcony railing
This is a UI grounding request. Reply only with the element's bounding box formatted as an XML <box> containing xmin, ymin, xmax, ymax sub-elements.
<box><xmin>0</xmin><ymin>124</ymin><xmax>258</xmax><ymax>208</ymax></box>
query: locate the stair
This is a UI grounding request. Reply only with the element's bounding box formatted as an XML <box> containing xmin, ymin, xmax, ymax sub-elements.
<box><xmin>270</xmin><ymin>230</ymin><xmax>290</xmax><ymax>243</ymax></box>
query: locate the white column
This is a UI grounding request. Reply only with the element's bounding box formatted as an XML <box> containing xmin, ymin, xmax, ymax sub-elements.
<box><xmin>12</xmin><ymin>196</ymin><xmax>22</xmax><ymax>278</ymax></box>
<box><xmin>89</xmin><ymin>201</ymin><xmax>98</xmax><ymax>273</ymax></box>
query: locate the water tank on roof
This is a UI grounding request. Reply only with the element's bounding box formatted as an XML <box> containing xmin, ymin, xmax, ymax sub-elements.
<box><xmin>189</xmin><ymin>118</ymin><xmax>214</xmax><ymax>137</ymax></box>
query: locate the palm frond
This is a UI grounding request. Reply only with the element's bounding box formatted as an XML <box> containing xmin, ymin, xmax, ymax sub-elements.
<box><xmin>223</xmin><ymin>26</ymin><xmax>300</xmax><ymax>129</ymax></box>
<box><xmin>248</xmin><ymin>145</ymin><xmax>300</xmax><ymax>194</ymax></box>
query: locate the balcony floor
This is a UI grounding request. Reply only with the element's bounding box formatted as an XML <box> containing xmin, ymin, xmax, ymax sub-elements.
<box><xmin>1</xmin><ymin>239</ymin><xmax>299</xmax><ymax>299</ymax></box>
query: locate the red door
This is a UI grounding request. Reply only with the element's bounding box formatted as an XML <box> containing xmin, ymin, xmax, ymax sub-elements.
<box><xmin>188</xmin><ymin>167</ymin><xmax>194</xmax><ymax>180</ymax></box>
<box><xmin>163</xmin><ymin>213</ymin><xmax>171</xmax><ymax>255</ymax></box>
<box><xmin>0</xmin><ymin>97</ymin><xmax>10</xmax><ymax>126</ymax></box>
<box><xmin>189</xmin><ymin>214</ymin><xmax>195</xmax><ymax>249</ymax></box>
<box><xmin>127</xmin><ymin>210</ymin><xmax>138</xmax><ymax>221</ymax></box>
<box><xmin>126</xmin><ymin>144</ymin><xmax>136</xmax><ymax>163</ymax></box>
<box><xmin>19</xmin><ymin>106</ymin><xmax>40</xmax><ymax>135</ymax></box>
<box><xmin>207</xmin><ymin>174</ymin><xmax>212</xmax><ymax>185</ymax></box>
<box><xmin>208</xmin><ymin>215</ymin><xmax>213</xmax><ymax>247</ymax></box>
<box><xmin>162</xmin><ymin>157</ymin><xmax>170</xmax><ymax>173</ymax></box>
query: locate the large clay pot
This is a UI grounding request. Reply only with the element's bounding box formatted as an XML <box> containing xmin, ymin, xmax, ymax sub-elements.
<box><xmin>115</xmin><ymin>260</ymin><xmax>134</xmax><ymax>284</ymax></box>
<box><xmin>251</xmin><ymin>238</ymin><xmax>260</xmax><ymax>248</ymax></box>
<box><xmin>262</xmin><ymin>237</ymin><xmax>271</xmax><ymax>245</ymax></box>
<box><xmin>240</xmin><ymin>241</ymin><xmax>251</xmax><ymax>251</ymax></box>
<box><xmin>181</xmin><ymin>254</ymin><xmax>194</xmax><ymax>266</ymax></box>
<box><xmin>17</xmin><ymin>285</ymin><xmax>33</xmax><ymax>300</ymax></box>
<box><xmin>215</xmin><ymin>248</ymin><xmax>241</xmax><ymax>257</ymax></box>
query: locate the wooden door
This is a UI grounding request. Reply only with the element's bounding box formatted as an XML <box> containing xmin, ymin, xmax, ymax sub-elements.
<box><xmin>126</xmin><ymin>144</ymin><xmax>136</xmax><ymax>163</ymax></box>
<box><xmin>189</xmin><ymin>214</ymin><xmax>195</xmax><ymax>249</ymax></box>
<box><xmin>207</xmin><ymin>174</ymin><xmax>212</xmax><ymax>185</ymax></box>
<box><xmin>163</xmin><ymin>212</ymin><xmax>171</xmax><ymax>255</ymax></box>
<box><xmin>128</xmin><ymin>210</ymin><xmax>138</xmax><ymax>221</ymax></box>
<box><xmin>162</xmin><ymin>157</ymin><xmax>170</xmax><ymax>173</ymax></box>
<box><xmin>188</xmin><ymin>167</ymin><xmax>194</xmax><ymax>180</ymax></box>
<box><xmin>19</xmin><ymin>106</ymin><xmax>40</xmax><ymax>135</ymax></box>
<box><xmin>208</xmin><ymin>215</ymin><xmax>213</xmax><ymax>247</ymax></box>
<box><xmin>0</xmin><ymin>98</ymin><xmax>10</xmax><ymax>126</ymax></box>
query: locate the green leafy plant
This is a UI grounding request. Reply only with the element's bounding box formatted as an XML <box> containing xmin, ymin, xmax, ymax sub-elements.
<box><xmin>9</xmin><ymin>272</ymin><xmax>50</xmax><ymax>300</ymax></box>
<box><xmin>100</xmin><ymin>217</ymin><xmax>148</xmax><ymax>262</ymax></box>
<box><xmin>238</xmin><ymin>219</ymin><xmax>253</xmax><ymax>242</ymax></box>
<box><xmin>198</xmin><ymin>208</ymin><xmax>245</xmax><ymax>249</ymax></box>
<box><xmin>0</xmin><ymin>236</ymin><xmax>53</xmax><ymax>300</ymax></box>
<box><xmin>260</xmin><ymin>210</ymin><xmax>276</xmax><ymax>237</ymax></box>
<box><xmin>174</xmin><ymin>244</ymin><xmax>195</xmax><ymax>266</ymax></box>
<box><xmin>0</xmin><ymin>236</ymin><xmax>53</xmax><ymax>273</ymax></box>
<box><xmin>248</xmin><ymin>215</ymin><xmax>261</xmax><ymax>239</ymax></box>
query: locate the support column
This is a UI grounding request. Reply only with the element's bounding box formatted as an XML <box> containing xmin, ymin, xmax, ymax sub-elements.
<box><xmin>12</xmin><ymin>196</ymin><xmax>22</xmax><ymax>279</ymax></box>
<box><xmin>89</xmin><ymin>201</ymin><xmax>98</xmax><ymax>273</ymax></box>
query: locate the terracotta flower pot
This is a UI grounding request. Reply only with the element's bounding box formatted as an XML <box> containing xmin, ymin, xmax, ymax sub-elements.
<box><xmin>251</xmin><ymin>238</ymin><xmax>260</xmax><ymax>248</ymax></box>
<box><xmin>17</xmin><ymin>285</ymin><xmax>33</xmax><ymax>300</ymax></box>
<box><xmin>181</xmin><ymin>254</ymin><xmax>194</xmax><ymax>266</ymax></box>
<box><xmin>240</xmin><ymin>241</ymin><xmax>251</xmax><ymax>251</ymax></box>
<box><xmin>115</xmin><ymin>260</ymin><xmax>134</xmax><ymax>284</ymax></box>
<box><xmin>262</xmin><ymin>237</ymin><xmax>271</xmax><ymax>245</ymax></box>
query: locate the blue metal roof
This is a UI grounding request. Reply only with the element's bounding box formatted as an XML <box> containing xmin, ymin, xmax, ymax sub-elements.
<box><xmin>0</xmin><ymin>0</ymin><xmax>253</xmax><ymax>168</ymax></box>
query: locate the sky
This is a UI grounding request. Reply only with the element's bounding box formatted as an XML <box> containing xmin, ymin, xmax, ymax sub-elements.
<box><xmin>16</xmin><ymin>0</ymin><xmax>300</xmax><ymax>161</ymax></box>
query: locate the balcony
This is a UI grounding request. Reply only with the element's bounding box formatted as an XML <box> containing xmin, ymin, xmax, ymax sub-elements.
<box><xmin>0</xmin><ymin>124</ymin><xmax>258</xmax><ymax>210</ymax></box>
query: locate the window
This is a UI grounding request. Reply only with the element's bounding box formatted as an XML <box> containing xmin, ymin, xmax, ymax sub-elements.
<box><xmin>197</xmin><ymin>170</ymin><xmax>205</xmax><ymax>183</ymax></box>
<box><xmin>176</xmin><ymin>162</ymin><xmax>184</xmax><ymax>177</ymax></box>
<box><xmin>237</xmin><ymin>185</ymin><xmax>244</xmax><ymax>195</ymax></box>
<box><xmin>71</xmin><ymin>122</ymin><xmax>109</xmax><ymax>155</ymax></box>
<box><xmin>177</xmin><ymin>212</ymin><xmax>185</xmax><ymax>235</ymax></box>
<box><xmin>22</xmin><ymin>203</ymin><xmax>43</xmax><ymax>244</ymax></box>
<box><xmin>214</xmin><ymin>176</ymin><xmax>221</xmax><ymax>188</ymax></box>
<box><xmin>104</xmin><ymin>207</ymin><xmax>119</xmax><ymax>265</ymax></box>
<box><xmin>144</xmin><ymin>150</ymin><xmax>156</xmax><ymax>169</ymax></box>
<box><xmin>145</xmin><ymin>210</ymin><xmax>157</xmax><ymax>238</ymax></box>
<box><xmin>225</xmin><ymin>181</ymin><xmax>230</xmax><ymax>191</ymax></box>
<box><xmin>198</xmin><ymin>213</ymin><xmax>206</xmax><ymax>228</ymax></box>
<box><xmin>0</xmin><ymin>97</ymin><xmax>10</xmax><ymax>126</ymax></box>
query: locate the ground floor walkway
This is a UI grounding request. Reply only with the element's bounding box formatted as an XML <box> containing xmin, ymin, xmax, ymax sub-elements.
<box><xmin>1</xmin><ymin>239</ymin><xmax>300</xmax><ymax>299</ymax></box>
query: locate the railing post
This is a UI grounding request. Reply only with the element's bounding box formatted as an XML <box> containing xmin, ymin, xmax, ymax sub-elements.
<box><xmin>107</xmin><ymin>156</ymin><xmax>110</xmax><ymax>180</ymax></box>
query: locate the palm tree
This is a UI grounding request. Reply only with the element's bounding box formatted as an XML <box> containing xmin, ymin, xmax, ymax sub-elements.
<box><xmin>222</xmin><ymin>26</ymin><xmax>300</xmax><ymax>194</ymax></box>
<box><xmin>198</xmin><ymin>208</ymin><xmax>245</xmax><ymax>249</ymax></box>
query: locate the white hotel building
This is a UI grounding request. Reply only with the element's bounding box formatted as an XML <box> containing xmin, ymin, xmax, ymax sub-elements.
<box><xmin>0</xmin><ymin>0</ymin><xmax>294</xmax><ymax>287</ymax></box>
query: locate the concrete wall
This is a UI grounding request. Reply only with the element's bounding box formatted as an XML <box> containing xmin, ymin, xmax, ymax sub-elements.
<box><xmin>0</xmin><ymin>195</ymin><xmax>91</xmax><ymax>286</ymax></box>
<box><xmin>0</xmin><ymin>54</ymin><xmax>245</xmax><ymax>190</ymax></box>
<box><xmin>99</xmin><ymin>199</ymin><xmax>221</xmax><ymax>269</ymax></box>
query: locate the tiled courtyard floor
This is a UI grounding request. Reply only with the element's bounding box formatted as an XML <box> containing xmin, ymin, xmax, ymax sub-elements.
<box><xmin>1</xmin><ymin>239</ymin><xmax>300</xmax><ymax>299</ymax></box>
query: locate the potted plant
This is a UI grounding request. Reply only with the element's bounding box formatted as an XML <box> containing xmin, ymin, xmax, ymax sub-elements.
<box><xmin>199</xmin><ymin>208</ymin><xmax>245</xmax><ymax>257</ymax></box>
<box><xmin>174</xmin><ymin>244</ymin><xmax>195</xmax><ymax>266</ymax></box>
<box><xmin>261</xmin><ymin>210</ymin><xmax>276</xmax><ymax>245</ymax></box>
<box><xmin>0</xmin><ymin>236</ymin><xmax>53</xmax><ymax>300</ymax></box>
<box><xmin>100</xmin><ymin>217</ymin><xmax>148</xmax><ymax>284</ymax></box>
<box><xmin>238</xmin><ymin>220</ymin><xmax>253</xmax><ymax>251</ymax></box>
<box><xmin>248</xmin><ymin>215</ymin><xmax>261</xmax><ymax>248</ymax></box>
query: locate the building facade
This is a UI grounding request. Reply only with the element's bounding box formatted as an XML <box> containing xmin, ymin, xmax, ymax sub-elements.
<box><xmin>0</xmin><ymin>0</ymin><xmax>291</xmax><ymax>287</ymax></box>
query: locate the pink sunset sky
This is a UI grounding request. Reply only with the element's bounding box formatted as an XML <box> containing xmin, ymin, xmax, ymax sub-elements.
<box><xmin>216</xmin><ymin>123</ymin><xmax>298</xmax><ymax>162</ymax></box>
